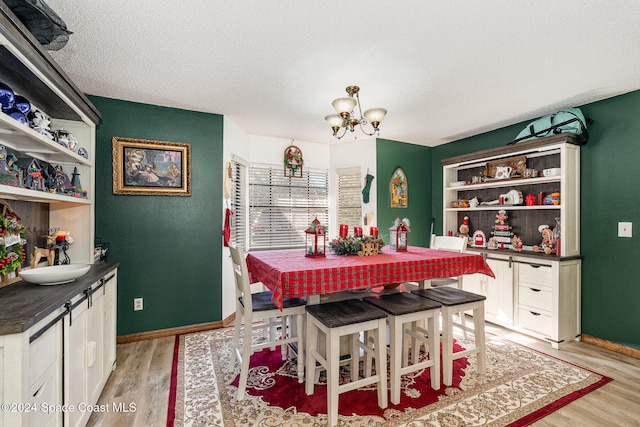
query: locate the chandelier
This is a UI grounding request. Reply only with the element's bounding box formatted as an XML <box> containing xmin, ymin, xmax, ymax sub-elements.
<box><xmin>325</xmin><ymin>85</ymin><xmax>387</xmax><ymax>139</ymax></box>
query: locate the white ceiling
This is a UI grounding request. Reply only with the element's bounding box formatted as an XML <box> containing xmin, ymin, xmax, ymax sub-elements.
<box><xmin>45</xmin><ymin>0</ymin><xmax>640</xmax><ymax>147</ymax></box>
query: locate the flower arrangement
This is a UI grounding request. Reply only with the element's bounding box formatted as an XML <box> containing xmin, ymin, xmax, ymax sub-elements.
<box><xmin>329</xmin><ymin>235</ymin><xmax>385</xmax><ymax>255</ymax></box>
<box><xmin>0</xmin><ymin>211</ymin><xmax>27</xmax><ymax>275</ymax></box>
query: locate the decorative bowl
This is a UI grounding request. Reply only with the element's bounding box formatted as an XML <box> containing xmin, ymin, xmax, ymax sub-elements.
<box><xmin>19</xmin><ymin>264</ymin><xmax>91</xmax><ymax>285</ymax></box>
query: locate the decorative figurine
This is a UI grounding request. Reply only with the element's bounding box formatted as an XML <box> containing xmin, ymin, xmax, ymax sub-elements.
<box><xmin>491</xmin><ymin>209</ymin><xmax>513</xmax><ymax>249</ymax></box>
<box><xmin>54</xmin><ymin>128</ymin><xmax>78</xmax><ymax>151</ymax></box>
<box><xmin>533</xmin><ymin>224</ymin><xmax>555</xmax><ymax>254</ymax></box>
<box><xmin>27</xmin><ymin>110</ymin><xmax>55</xmax><ymax>140</ymax></box>
<box><xmin>472</xmin><ymin>230</ymin><xmax>487</xmax><ymax>248</ymax></box>
<box><xmin>511</xmin><ymin>235</ymin><xmax>523</xmax><ymax>252</ymax></box>
<box><xmin>458</xmin><ymin>216</ymin><xmax>470</xmax><ymax>243</ymax></box>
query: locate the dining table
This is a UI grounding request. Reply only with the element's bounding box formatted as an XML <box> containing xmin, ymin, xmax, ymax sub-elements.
<box><xmin>246</xmin><ymin>245</ymin><xmax>495</xmax><ymax>309</ymax></box>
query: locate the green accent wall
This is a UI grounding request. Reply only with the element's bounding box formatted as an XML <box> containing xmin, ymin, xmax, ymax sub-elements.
<box><xmin>428</xmin><ymin>90</ymin><xmax>640</xmax><ymax>350</ymax></box>
<box><xmin>376</xmin><ymin>138</ymin><xmax>432</xmax><ymax>247</ymax></box>
<box><xmin>90</xmin><ymin>96</ymin><xmax>223</xmax><ymax>336</ymax></box>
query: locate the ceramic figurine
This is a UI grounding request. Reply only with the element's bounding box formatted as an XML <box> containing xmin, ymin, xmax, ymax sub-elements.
<box><xmin>458</xmin><ymin>216</ymin><xmax>470</xmax><ymax>242</ymax></box>
<box><xmin>28</xmin><ymin>110</ymin><xmax>55</xmax><ymax>140</ymax></box>
<box><xmin>54</xmin><ymin>128</ymin><xmax>78</xmax><ymax>151</ymax></box>
<box><xmin>511</xmin><ymin>235</ymin><xmax>523</xmax><ymax>252</ymax></box>
<box><xmin>533</xmin><ymin>224</ymin><xmax>555</xmax><ymax>254</ymax></box>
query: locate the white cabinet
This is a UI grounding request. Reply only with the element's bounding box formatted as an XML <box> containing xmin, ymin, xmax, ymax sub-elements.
<box><xmin>462</xmin><ymin>255</ymin><xmax>514</xmax><ymax>326</ymax></box>
<box><xmin>65</xmin><ymin>272</ymin><xmax>117</xmax><ymax>427</ymax></box>
<box><xmin>0</xmin><ymin>267</ymin><xmax>118</xmax><ymax>427</ymax></box>
<box><xmin>0</xmin><ymin>307</ymin><xmax>65</xmax><ymax>427</ymax></box>
<box><xmin>444</xmin><ymin>134</ymin><xmax>582</xmax><ymax>349</ymax></box>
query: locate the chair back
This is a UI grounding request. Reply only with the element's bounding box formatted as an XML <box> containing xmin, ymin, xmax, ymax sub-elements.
<box><xmin>228</xmin><ymin>243</ymin><xmax>253</xmax><ymax>312</ymax></box>
<box><xmin>431</xmin><ymin>235</ymin><xmax>467</xmax><ymax>252</ymax></box>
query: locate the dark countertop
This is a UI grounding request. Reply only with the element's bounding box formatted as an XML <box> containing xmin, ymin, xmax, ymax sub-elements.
<box><xmin>0</xmin><ymin>262</ymin><xmax>119</xmax><ymax>336</ymax></box>
<box><xmin>465</xmin><ymin>246</ymin><xmax>582</xmax><ymax>262</ymax></box>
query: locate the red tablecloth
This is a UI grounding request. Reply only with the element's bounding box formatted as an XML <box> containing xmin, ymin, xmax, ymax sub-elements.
<box><xmin>246</xmin><ymin>245</ymin><xmax>495</xmax><ymax>309</ymax></box>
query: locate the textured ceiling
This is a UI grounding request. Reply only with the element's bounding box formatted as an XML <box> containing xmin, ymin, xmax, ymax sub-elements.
<box><xmin>44</xmin><ymin>0</ymin><xmax>640</xmax><ymax>147</ymax></box>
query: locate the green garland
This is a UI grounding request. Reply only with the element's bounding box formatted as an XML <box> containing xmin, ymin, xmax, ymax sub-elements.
<box><xmin>0</xmin><ymin>211</ymin><xmax>26</xmax><ymax>275</ymax></box>
<box><xmin>329</xmin><ymin>235</ymin><xmax>385</xmax><ymax>255</ymax></box>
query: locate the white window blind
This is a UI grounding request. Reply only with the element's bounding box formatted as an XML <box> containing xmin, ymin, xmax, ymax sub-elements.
<box><xmin>336</xmin><ymin>167</ymin><xmax>362</xmax><ymax>229</ymax></box>
<box><xmin>249</xmin><ymin>163</ymin><xmax>329</xmax><ymax>250</ymax></box>
<box><xmin>230</xmin><ymin>157</ymin><xmax>247</xmax><ymax>250</ymax></box>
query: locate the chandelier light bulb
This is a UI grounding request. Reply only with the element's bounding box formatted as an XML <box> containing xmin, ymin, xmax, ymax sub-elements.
<box><xmin>332</xmin><ymin>97</ymin><xmax>356</xmax><ymax>117</ymax></box>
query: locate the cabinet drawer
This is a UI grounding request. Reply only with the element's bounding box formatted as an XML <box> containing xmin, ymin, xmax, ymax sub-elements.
<box><xmin>29</xmin><ymin>322</ymin><xmax>59</xmax><ymax>387</ymax></box>
<box><xmin>518</xmin><ymin>285</ymin><xmax>552</xmax><ymax>312</ymax></box>
<box><xmin>518</xmin><ymin>262</ymin><xmax>553</xmax><ymax>287</ymax></box>
<box><xmin>518</xmin><ymin>308</ymin><xmax>552</xmax><ymax>336</ymax></box>
<box><xmin>28</xmin><ymin>366</ymin><xmax>59</xmax><ymax>427</ymax></box>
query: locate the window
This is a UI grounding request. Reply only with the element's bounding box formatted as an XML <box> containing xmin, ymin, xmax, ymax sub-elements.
<box><xmin>336</xmin><ymin>167</ymin><xmax>362</xmax><ymax>229</ymax></box>
<box><xmin>229</xmin><ymin>157</ymin><xmax>247</xmax><ymax>249</ymax></box>
<box><xmin>249</xmin><ymin>163</ymin><xmax>329</xmax><ymax>249</ymax></box>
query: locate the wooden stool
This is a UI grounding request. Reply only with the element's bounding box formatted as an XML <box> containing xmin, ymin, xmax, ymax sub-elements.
<box><xmin>305</xmin><ymin>299</ymin><xmax>388</xmax><ymax>427</ymax></box>
<box><xmin>363</xmin><ymin>292</ymin><xmax>441</xmax><ymax>405</ymax></box>
<box><xmin>412</xmin><ymin>287</ymin><xmax>486</xmax><ymax>386</ymax></box>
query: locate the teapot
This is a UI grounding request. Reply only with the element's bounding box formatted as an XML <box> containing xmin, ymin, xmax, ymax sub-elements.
<box><xmin>494</xmin><ymin>166</ymin><xmax>513</xmax><ymax>180</ymax></box>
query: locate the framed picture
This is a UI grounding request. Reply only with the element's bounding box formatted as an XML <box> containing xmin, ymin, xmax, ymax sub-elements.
<box><xmin>112</xmin><ymin>137</ymin><xmax>191</xmax><ymax>196</ymax></box>
<box><xmin>390</xmin><ymin>167</ymin><xmax>408</xmax><ymax>208</ymax></box>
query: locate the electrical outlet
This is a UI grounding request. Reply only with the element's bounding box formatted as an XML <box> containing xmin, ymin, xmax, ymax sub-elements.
<box><xmin>618</xmin><ymin>222</ymin><xmax>632</xmax><ymax>238</ymax></box>
<box><xmin>134</xmin><ymin>298</ymin><xmax>143</xmax><ymax>311</ymax></box>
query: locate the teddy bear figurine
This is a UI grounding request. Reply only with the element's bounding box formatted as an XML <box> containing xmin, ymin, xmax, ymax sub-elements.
<box><xmin>533</xmin><ymin>224</ymin><xmax>554</xmax><ymax>254</ymax></box>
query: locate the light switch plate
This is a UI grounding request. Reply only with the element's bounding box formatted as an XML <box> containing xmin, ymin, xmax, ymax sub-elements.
<box><xmin>618</xmin><ymin>222</ymin><xmax>632</xmax><ymax>238</ymax></box>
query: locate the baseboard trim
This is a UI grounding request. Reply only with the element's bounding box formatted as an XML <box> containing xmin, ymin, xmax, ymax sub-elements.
<box><xmin>117</xmin><ymin>320</ymin><xmax>224</xmax><ymax>344</ymax></box>
<box><xmin>582</xmin><ymin>334</ymin><xmax>640</xmax><ymax>360</ymax></box>
<box><xmin>222</xmin><ymin>312</ymin><xmax>236</xmax><ymax>327</ymax></box>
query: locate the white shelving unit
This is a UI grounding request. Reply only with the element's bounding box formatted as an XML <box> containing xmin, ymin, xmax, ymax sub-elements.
<box><xmin>0</xmin><ymin>3</ymin><xmax>100</xmax><ymax>264</ymax></box>
<box><xmin>441</xmin><ymin>133</ymin><xmax>582</xmax><ymax>348</ymax></box>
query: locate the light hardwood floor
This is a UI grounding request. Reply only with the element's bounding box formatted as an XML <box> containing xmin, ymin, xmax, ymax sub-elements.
<box><xmin>88</xmin><ymin>324</ymin><xmax>640</xmax><ymax>426</ymax></box>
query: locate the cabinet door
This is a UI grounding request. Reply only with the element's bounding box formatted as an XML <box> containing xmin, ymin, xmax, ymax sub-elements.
<box><xmin>485</xmin><ymin>258</ymin><xmax>514</xmax><ymax>326</ymax></box>
<box><xmin>86</xmin><ymin>283</ymin><xmax>104</xmax><ymax>406</ymax></box>
<box><xmin>65</xmin><ymin>294</ymin><xmax>89</xmax><ymax>427</ymax></box>
<box><xmin>462</xmin><ymin>273</ymin><xmax>486</xmax><ymax>297</ymax></box>
<box><xmin>103</xmin><ymin>272</ymin><xmax>118</xmax><ymax>377</ymax></box>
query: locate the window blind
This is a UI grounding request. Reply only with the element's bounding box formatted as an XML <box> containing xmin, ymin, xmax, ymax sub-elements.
<box><xmin>336</xmin><ymin>167</ymin><xmax>362</xmax><ymax>229</ymax></box>
<box><xmin>249</xmin><ymin>163</ymin><xmax>329</xmax><ymax>250</ymax></box>
<box><xmin>230</xmin><ymin>158</ymin><xmax>247</xmax><ymax>250</ymax></box>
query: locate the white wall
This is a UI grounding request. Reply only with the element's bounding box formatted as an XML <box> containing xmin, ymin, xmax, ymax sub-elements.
<box><xmin>221</xmin><ymin>118</ymin><xmax>250</xmax><ymax>320</ymax></box>
<box><xmin>329</xmin><ymin>138</ymin><xmax>377</xmax><ymax>237</ymax></box>
<box><xmin>221</xmin><ymin>123</ymin><xmax>332</xmax><ymax>319</ymax></box>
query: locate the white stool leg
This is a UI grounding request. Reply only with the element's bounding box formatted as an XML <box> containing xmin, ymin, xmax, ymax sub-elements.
<box><xmin>442</xmin><ymin>306</ymin><xmax>455</xmax><ymax>387</ymax></box>
<box><xmin>427</xmin><ymin>313</ymin><xmax>440</xmax><ymax>391</ymax></box>
<box><xmin>375</xmin><ymin>318</ymin><xmax>388</xmax><ymax>409</ymax></box>
<box><xmin>305</xmin><ymin>316</ymin><xmax>318</xmax><ymax>396</ymax></box>
<box><xmin>327</xmin><ymin>329</ymin><xmax>341</xmax><ymax>427</ymax></box>
<box><xmin>389</xmin><ymin>315</ymin><xmax>403</xmax><ymax>405</ymax></box>
<box><xmin>474</xmin><ymin>302</ymin><xmax>486</xmax><ymax>375</ymax></box>
<box><xmin>296</xmin><ymin>313</ymin><xmax>304</xmax><ymax>383</ymax></box>
<box><xmin>237</xmin><ymin>318</ymin><xmax>253</xmax><ymax>400</ymax></box>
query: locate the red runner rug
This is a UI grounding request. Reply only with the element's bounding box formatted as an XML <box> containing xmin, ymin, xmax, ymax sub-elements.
<box><xmin>167</xmin><ymin>327</ymin><xmax>611</xmax><ymax>426</ymax></box>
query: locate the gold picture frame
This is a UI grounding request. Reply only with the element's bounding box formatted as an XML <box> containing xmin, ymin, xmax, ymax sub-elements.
<box><xmin>112</xmin><ymin>137</ymin><xmax>191</xmax><ymax>196</ymax></box>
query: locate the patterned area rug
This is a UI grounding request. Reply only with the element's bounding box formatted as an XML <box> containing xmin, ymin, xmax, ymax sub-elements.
<box><xmin>167</xmin><ymin>327</ymin><xmax>611</xmax><ymax>426</ymax></box>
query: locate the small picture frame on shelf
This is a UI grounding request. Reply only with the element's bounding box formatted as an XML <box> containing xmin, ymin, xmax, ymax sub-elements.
<box><xmin>112</xmin><ymin>137</ymin><xmax>191</xmax><ymax>196</ymax></box>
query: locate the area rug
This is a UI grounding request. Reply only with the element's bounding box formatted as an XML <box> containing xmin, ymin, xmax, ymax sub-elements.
<box><xmin>167</xmin><ymin>327</ymin><xmax>611</xmax><ymax>426</ymax></box>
